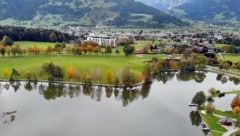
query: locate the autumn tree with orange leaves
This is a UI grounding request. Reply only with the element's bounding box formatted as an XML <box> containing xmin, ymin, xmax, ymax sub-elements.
<box><xmin>1</xmin><ymin>69</ymin><xmax>9</xmax><ymax>78</ymax></box>
<box><xmin>66</xmin><ymin>67</ymin><xmax>75</xmax><ymax>80</ymax></box>
<box><xmin>231</xmin><ymin>95</ymin><xmax>240</xmax><ymax>115</ymax></box>
<box><xmin>106</xmin><ymin>71</ymin><xmax>113</xmax><ymax>84</ymax></box>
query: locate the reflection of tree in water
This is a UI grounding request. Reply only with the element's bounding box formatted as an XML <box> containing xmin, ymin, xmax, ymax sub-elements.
<box><xmin>193</xmin><ymin>72</ymin><xmax>206</xmax><ymax>83</ymax></box>
<box><xmin>2</xmin><ymin>111</ymin><xmax>17</xmax><ymax>125</ymax></box>
<box><xmin>232</xmin><ymin>78</ymin><xmax>240</xmax><ymax>85</ymax></box>
<box><xmin>177</xmin><ymin>72</ymin><xmax>206</xmax><ymax>83</ymax></box>
<box><xmin>10</xmin><ymin>82</ymin><xmax>21</xmax><ymax>92</ymax></box>
<box><xmin>3</xmin><ymin>83</ymin><xmax>10</xmax><ymax>90</ymax></box>
<box><xmin>122</xmin><ymin>90</ymin><xmax>140</xmax><ymax>107</ymax></box>
<box><xmin>216</xmin><ymin>74</ymin><xmax>223</xmax><ymax>81</ymax></box>
<box><xmin>153</xmin><ymin>72</ymin><xmax>176</xmax><ymax>84</ymax></box>
<box><xmin>177</xmin><ymin>72</ymin><xmax>195</xmax><ymax>82</ymax></box>
<box><xmin>0</xmin><ymin>81</ymin><xmax>151</xmax><ymax>107</ymax></box>
<box><xmin>154</xmin><ymin>73</ymin><xmax>168</xmax><ymax>84</ymax></box>
<box><xmin>24</xmin><ymin>82</ymin><xmax>33</xmax><ymax>91</ymax></box>
<box><xmin>189</xmin><ymin>111</ymin><xmax>202</xmax><ymax>127</ymax></box>
<box><xmin>105</xmin><ymin>87</ymin><xmax>113</xmax><ymax>98</ymax></box>
<box><xmin>90</xmin><ymin>87</ymin><xmax>102</xmax><ymax>102</ymax></box>
<box><xmin>154</xmin><ymin>72</ymin><xmax>207</xmax><ymax>83</ymax></box>
<box><xmin>216</xmin><ymin>74</ymin><xmax>240</xmax><ymax>85</ymax></box>
<box><xmin>141</xmin><ymin>84</ymin><xmax>151</xmax><ymax>99</ymax></box>
<box><xmin>189</xmin><ymin>110</ymin><xmax>210</xmax><ymax>135</ymax></box>
<box><xmin>36</xmin><ymin>83</ymin><xmax>151</xmax><ymax>107</ymax></box>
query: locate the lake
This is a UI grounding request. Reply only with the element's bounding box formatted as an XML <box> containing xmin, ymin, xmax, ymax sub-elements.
<box><xmin>0</xmin><ymin>72</ymin><xmax>239</xmax><ymax>136</ymax></box>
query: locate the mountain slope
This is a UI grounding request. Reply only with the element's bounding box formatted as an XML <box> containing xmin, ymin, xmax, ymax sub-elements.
<box><xmin>135</xmin><ymin>0</ymin><xmax>188</xmax><ymax>11</ymax></box>
<box><xmin>0</xmin><ymin>0</ymin><xmax>187</xmax><ymax>28</ymax></box>
<box><xmin>169</xmin><ymin>0</ymin><xmax>240</xmax><ymax>24</ymax></box>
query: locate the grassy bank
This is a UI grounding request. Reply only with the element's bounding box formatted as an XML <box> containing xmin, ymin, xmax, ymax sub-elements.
<box><xmin>0</xmin><ymin>54</ymin><xmax>167</xmax><ymax>83</ymax></box>
<box><xmin>222</xmin><ymin>54</ymin><xmax>240</xmax><ymax>63</ymax></box>
<box><xmin>14</xmin><ymin>41</ymin><xmax>67</xmax><ymax>49</ymax></box>
<box><xmin>201</xmin><ymin>114</ymin><xmax>227</xmax><ymax>135</ymax></box>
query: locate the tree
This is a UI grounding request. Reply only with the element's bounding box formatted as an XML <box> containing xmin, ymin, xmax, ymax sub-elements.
<box><xmin>105</xmin><ymin>46</ymin><xmax>112</xmax><ymax>55</ymax></box>
<box><xmin>24</xmin><ymin>71</ymin><xmax>32</xmax><ymax>82</ymax></box>
<box><xmin>0</xmin><ymin>45</ymin><xmax>5</xmax><ymax>57</ymax></box>
<box><xmin>121</xmin><ymin>65</ymin><xmax>131</xmax><ymax>87</ymax></box>
<box><xmin>64</xmin><ymin>46</ymin><xmax>72</xmax><ymax>54</ymax></box>
<box><xmin>73</xmin><ymin>70</ymin><xmax>80</xmax><ymax>82</ymax></box>
<box><xmin>90</xmin><ymin>68</ymin><xmax>102</xmax><ymax>84</ymax></box>
<box><xmin>231</xmin><ymin>95</ymin><xmax>240</xmax><ymax>110</ymax></box>
<box><xmin>55</xmin><ymin>42</ymin><xmax>66</xmax><ymax>54</ymax></box>
<box><xmin>2</xmin><ymin>69</ymin><xmax>9</xmax><ymax>78</ymax></box>
<box><xmin>81</xmin><ymin>72</ymin><xmax>89</xmax><ymax>82</ymax></box>
<box><xmin>205</xmin><ymin>102</ymin><xmax>215</xmax><ymax>115</ymax></box>
<box><xmin>46</xmin><ymin>46</ymin><xmax>53</xmax><ymax>54</ymax></box>
<box><xmin>134</xmin><ymin>72</ymin><xmax>144</xmax><ymax>83</ymax></box>
<box><xmin>5</xmin><ymin>46</ymin><xmax>11</xmax><ymax>56</ymax></box>
<box><xmin>179</xmin><ymin>60</ymin><xmax>194</xmax><ymax>72</ymax></box>
<box><xmin>208</xmin><ymin>87</ymin><xmax>218</xmax><ymax>95</ymax></box>
<box><xmin>66</xmin><ymin>67</ymin><xmax>75</xmax><ymax>80</ymax></box>
<box><xmin>169</xmin><ymin>60</ymin><xmax>178</xmax><ymax>70</ymax></box>
<box><xmin>49</xmin><ymin>32</ymin><xmax>58</xmax><ymax>42</ymax></box>
<box><xmin>87</xmin><ymin>44</ymin><xmax>94</xmax><ymax>54</ymax></box>
<box><xmin>142</xmin><ymin>63</ymin><xmax>152</xmax><ymax>84</ymax></box>
<box><xmin>42</xmin><ymin>62</ymin><xmax>64</xmax><ymax>82</ymax></box>
<box><xmin>93</xmin><ymin>46</ymin><xmax>101</xmax><ymax>55</ymax></box>
<box><xmin>106</xmin><ymin>71</ymin><xmax>113</xmax><ymax>84</ymax></box>
<box><xmin>10</xmin><ymin>68</ymin><xmax>20</xmax><ymax>80</ymax></box>
<box><xmin>191</xmin><ymin>91</ymin><xmax>206</xmax><ymax>106</ymax></box>
<box><xmin>123</xmin><ymin>45</ymin><xmax>135</xmax><ymax>56</ymax></box>
<box><xmin>164</xmin><ymin>46</ymin><xmax>172</xmax><ymax>54</ymax></box>
<box><xmin>193</xmin><ymin>55</ymin><xmax>208</xmax><ymax>70</ymax></box>
<box><xmin>233</xmin><ymin>106</ymin><xmax>240</xmax><ymax>116</ymax></box>
<box><xmin>219</xmin><ymin>61</ymin><xmax>232</xmax><ymax>71</ymax></box>
<box><xmin>236</xmin><ymin>63</ymin><xmax>240</xmax><ymax>71</ymax></box>
<box><xmin>1</xmin><ymin>35</ymin><xmax>13</xmax><ymax>46</ymax></box>
<box><xmin>115</xmin><ymin>48</ymin><xmax>120</xmax><ymax>54</ymax></box>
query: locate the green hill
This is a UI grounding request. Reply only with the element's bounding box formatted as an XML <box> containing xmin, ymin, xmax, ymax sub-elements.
<box><xmin>169</xmin><ymin>0</ymin><xmax>240</xmax><ymax>25</ymax></box>
<box><xmin>0</xmin><ymin>0</ymin><xmax>187</xmax><ymax>28</ymax></box>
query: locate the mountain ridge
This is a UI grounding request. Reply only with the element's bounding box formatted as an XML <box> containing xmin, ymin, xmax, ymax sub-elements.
<box><xmin>135</xmin><ymin>0</ymin><xmax>188</xmax><ymax>11</ymax></box>
<box><xmin>0</xmin><ymin>0</ymin><xmax>187</xmax><ymax>28</ymax></box>
<box><xmin>169</xmin><ymin>0</ymin><xmax>240</xmax><ymax>24</ymax></box>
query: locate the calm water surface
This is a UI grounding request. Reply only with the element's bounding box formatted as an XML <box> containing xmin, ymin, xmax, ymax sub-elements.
<box><xmin>0</xmin><ymin>73</ymin><xmax>239</xmax><ymax>136</ymax></box>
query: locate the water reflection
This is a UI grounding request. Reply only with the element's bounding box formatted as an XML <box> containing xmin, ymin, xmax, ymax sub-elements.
<box><xmin>189</xmin><ymin>111</ymin><xmax>202</xmax><ymax>127</ymax></box>
<box><xmin>189</xmin><ymin>110</ymin><xmax>210</xmax><ymax>136</ymax></box>
<box><xmin>0</xmin><ymin>81</ymin><xmax>151</xmax><ymax>107</ymax></box>
<box><xmin>153</xmin><ymin>72</ymin><xmax>240</xmax><ymax>85</ymax></box>
<box><xmin>2</xmin><ymin>111</ymin><xmax>17</xmax><ymax>125</ymax></box>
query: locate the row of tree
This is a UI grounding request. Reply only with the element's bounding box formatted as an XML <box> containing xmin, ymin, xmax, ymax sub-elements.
<box><xmin>0</xmin><ymin>41</ymin><xmax>136</xmax><ymax>57</ymax></box>
<box><xmin>0</xmin><ymin>26</ymin><xmax>76</xmax><ymax>42</ymax></box>
<box><xmin>148</xmin><ymin>55</ymin><xmax>208</xmax><ymax>74</ymax></box>
<box><xmin>5</xmin><ymin>63</ymin><xmax>144</xmax><ymax>88</ymax></box>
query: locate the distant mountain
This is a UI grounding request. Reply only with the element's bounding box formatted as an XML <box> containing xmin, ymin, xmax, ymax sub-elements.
<box><xmin>135</xmin><ymin>0</ymin><xmax>188</xmax><ymax>11</ymax></box>
<box><xmin>0</xmin><ymin>0</ymin><xmax>187</xmax><ymax>28</ymax></box>
<box><xmin>169</xmin><ymin>0</ymin><xmax>240</xmax><ymax>24</ymax></box>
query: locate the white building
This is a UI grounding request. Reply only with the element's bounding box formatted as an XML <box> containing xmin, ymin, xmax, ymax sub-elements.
<box><xmin>86</xmin><ymin>34</ymin><xmax>117</xmax><ymax>47</ymax></box>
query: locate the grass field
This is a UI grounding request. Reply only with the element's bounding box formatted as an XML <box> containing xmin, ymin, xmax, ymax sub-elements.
<box><xmin>14</xmin><ymin>41</ymin><xmax>68</xmax><ymax>49</ymax></box>
<box><xmin>222</xmin><ymin>54</ymin><xmax>240</xmax><ymax>63</ymax></box>
<box><xmin>201</xmin><ymin>114</ymin><xmax>227</xmax><ymax>135</ymax></box>
<box><xmin>0</xmin><ymin>54</ymin><xmax>167</xmax><ymax>82</ymax></box>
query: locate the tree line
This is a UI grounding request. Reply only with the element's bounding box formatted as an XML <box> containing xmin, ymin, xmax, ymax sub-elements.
<box><xmin>5</xmin><ymin>62</ymin><xmax>144</xmax><ymax>89</ymax></box>
<box><xmin>0</xmin><ymin>26</ymin><xmax>76</xmax><ymax>42</ymax></box>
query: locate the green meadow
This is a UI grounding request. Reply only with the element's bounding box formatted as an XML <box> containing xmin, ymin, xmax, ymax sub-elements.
<box><xmin>222</xmin><ymin>54</ymin><xmax>240</xmax><ymax>63</ymax></box>
<box><xmin>14</xmin><ymin>41</ymin><xmax>68</xmax><ymax>49</ymax></box>
<box><xmin>0</xmin><ymin>53</ymin><xmax>168</xmax><ymax>82</ymax></box>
